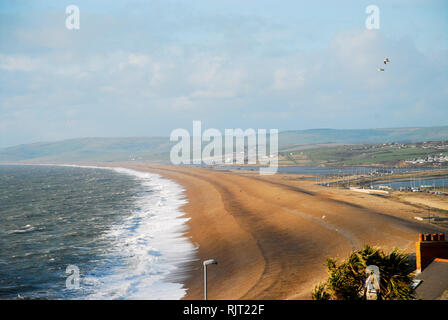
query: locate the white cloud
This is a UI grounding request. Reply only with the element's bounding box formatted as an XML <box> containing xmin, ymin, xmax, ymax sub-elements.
<box><xmin>272</xmin><ymin>68</ymin><xmax>305</xmax><ymax>91</ymax></box>
<box><xmin>0</xmin><ymin>54</ymin><xmax>41</xmax><ymax>72</ymax></box>
<box><xmin>190</xmin><ymin>90</ymin><xmax>235</xmax><ymax>99</ymax></box>
<box><xmin>1</xmin><ymin>7</ymin><xmax>447</xmax><ymax>148</ymax></box>
<box><xmin>128</xmin><ymin>53</ymin><xmax>150</xmax><ymax>67</ymax></box>
<box><xmin>171</xmin><ymin>96</ymin><xmax>195</xmax><ymax>110</ymax></box>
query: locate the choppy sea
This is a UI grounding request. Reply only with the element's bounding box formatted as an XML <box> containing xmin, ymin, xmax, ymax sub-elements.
<box><xmin>0</xmin><ymin>164</ymin><xmax>196</xmax><ymax>300</ymax></box>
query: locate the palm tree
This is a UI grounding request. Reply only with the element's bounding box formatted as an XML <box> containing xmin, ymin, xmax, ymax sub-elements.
<box><xmin>380</xmin><ymin>249</ymin><xmax>414</xmax><ymax>299</ymax></box>
<box><xmin>312</xmin><ymin>245</ymin><xmax>415</xmax><ymax>300</ymax></box>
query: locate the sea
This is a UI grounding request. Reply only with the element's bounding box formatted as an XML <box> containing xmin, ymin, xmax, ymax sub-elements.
<box><xmin>0</xmin><ymin>164</ymin><xmax>196</xmax><ymax>300</ymax></box>
<box><xmin>374</xmin><ymin>177</ymin><xmax>448</xmax><ymax>190</ymax></box>
<box><xmin>215</xmin><ymin>165</ymin><xmax>433</xmax><ymax>176</ymax></box>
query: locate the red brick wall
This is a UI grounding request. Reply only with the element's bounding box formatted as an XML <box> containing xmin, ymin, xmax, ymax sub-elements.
<box><xmin>416</xmin><ymin>239</ymin><xmax>448</xmax><ymax>271</ymax></box>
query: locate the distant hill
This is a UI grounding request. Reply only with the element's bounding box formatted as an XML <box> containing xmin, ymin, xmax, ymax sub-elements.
<box><xmin>279</xmin><ymin>126</ymin><xmax>448</xmax><ymax>149</ymax></box>
<box><xmin>0</xmin><ymin>137</ymin><xmax>174</xmax><ymax>162</ymax></box>
<box><xmin>0</xmin><ymin>126</ymin><xmax>447</xmax><ymax>163</ymax></box>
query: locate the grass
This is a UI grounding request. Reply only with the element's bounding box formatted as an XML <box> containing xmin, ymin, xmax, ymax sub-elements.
<box><xmin>281</xmin><ymin>143</ymin><xmax>448</xmax><ymax>166</ymax></box>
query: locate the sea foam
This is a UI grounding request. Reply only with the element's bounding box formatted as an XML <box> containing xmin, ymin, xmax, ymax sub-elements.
<box><xmin>39</xmin><ymin>164</ymin><xmax>197</xmax><ymax>300</ymax></box>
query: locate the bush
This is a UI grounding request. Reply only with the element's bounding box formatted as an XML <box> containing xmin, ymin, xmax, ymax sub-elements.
<box><xmin>312</xmin><ymin>245</ymin><xmax>415</xmax><ymax>300</ymax></box>
<box><xmin>311</xmin><ymin>283</ymin><xmax>331</xmax><ymax>300</ymax></box>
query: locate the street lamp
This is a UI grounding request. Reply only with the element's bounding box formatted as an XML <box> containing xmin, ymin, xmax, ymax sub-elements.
<box><xmin>203</xmin><ymin>259</ymin><xmax>218</xmax><ymax>300</ymax></box>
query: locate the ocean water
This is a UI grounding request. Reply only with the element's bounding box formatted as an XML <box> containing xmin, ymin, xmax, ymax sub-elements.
<box><xmin>0</xmin><ymin>164</ymin><xmax>196</xmax><ymax>300</ymax></box>
<box><xmin>216</xmin><ymin>165</ymin><xmax>433</xmax><ymax>175</ymax></box>
<box><xmin>374</xmin><ymin>177</ymin><xmax>448</xmax><ymax>190</ymax></box>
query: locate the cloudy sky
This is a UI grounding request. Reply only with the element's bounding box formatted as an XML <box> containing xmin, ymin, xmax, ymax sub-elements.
<box><xmin>0</xmin><ymin>0</ymin><xmax>447</xmax><ymax>148</ymax></box>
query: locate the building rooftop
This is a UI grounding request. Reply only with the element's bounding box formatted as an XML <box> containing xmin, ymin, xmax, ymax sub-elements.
<box><xmin>414</xmin><ymin>258</ymin><xmax>448</xmax><ymax>300</ymax></box>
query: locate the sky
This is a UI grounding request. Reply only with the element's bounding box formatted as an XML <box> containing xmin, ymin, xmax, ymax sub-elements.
<box><xmin>0</xmin><ymin>0</ymin><xmax>447</xmax><ymax>148</ymax></box>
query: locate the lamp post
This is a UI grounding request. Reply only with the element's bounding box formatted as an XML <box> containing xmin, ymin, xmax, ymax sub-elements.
<box><xmin>203</xmin><ymin>259</ymin><xmax>218</xmax><ymax>300</ymax></box>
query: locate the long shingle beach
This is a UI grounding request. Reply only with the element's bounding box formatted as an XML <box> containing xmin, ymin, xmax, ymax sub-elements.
<box><xmin>97</xmin><ymin>163</ymin><xmax>447</xmax><ymax>300</ymax></box>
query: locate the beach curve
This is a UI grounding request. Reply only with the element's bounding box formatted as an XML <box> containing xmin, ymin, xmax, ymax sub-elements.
<box><xmin>95</xmin><ymin>163</ymin><xmax>447</xmax><ymax>300</ymax></box>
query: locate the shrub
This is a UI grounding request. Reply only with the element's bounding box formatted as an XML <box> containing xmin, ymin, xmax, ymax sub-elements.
<box><xmin>312</xmin><ymin>245</ymin><xmax>415</xmax><ymax>300</ymax></box>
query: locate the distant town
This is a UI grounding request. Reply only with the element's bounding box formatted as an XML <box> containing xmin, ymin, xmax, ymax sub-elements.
<box><xmin>279</xmin><ymin>140</ymin><xmax>448</xmax><ymax>167</ymax></box>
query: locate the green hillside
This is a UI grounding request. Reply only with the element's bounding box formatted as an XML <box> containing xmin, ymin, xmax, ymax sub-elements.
<box><xmin>0</xmin><ymin>137</ymin><xmax>174</xmax><ymax>162</ymax></box>
<box><xmin>279</xmin><ymin>126</ymin><xmax>448</xmax><ymax>149</ymax></box>
<box><xmin>1</xmin><ymin>126</ymin><xmax>447</xmax><ymax>163</ymax></box>
<box><xmin>282</xmin><ymin>141</ymin><xmax>448</xmax><ymax>166</ymax></box>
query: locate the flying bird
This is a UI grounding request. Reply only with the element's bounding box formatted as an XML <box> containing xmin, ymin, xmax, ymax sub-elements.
<box><xmin>383</xmin><ymin>58</ymin><xmax>390</xmax><ymax>64</ymax></box>
<box><xmin>377</xmin><ymin>68</ymin><xmax>385</xmax><ymax>72</ymax></box>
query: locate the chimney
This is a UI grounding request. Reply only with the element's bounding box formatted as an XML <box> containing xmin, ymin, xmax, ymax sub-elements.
<box><xmin>416</xmin><ymin>233</ymin><xmax>448</xmax><ymax>272</ymax></box>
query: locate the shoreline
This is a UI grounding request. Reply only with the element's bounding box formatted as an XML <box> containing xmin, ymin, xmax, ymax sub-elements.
<box><xmin>100</xmin><ymin>162</ymin><xmax>447</xmax><ymax>300</ymax></box>
<box><xmin>3</xmin><ymin>162</ymin><xmax>448</xmax><ymax>300</ymax></box>
<box><xmin>0</xmin><ymin>163</ymin><xmax>196</xmax><ymax>299</ymax></box>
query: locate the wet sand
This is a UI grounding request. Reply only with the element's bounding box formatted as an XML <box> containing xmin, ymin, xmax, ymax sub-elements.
<box><xmin>99</xmin><ymin>163</ymin><xmax>447</xmax><ymax>300</ymax></box>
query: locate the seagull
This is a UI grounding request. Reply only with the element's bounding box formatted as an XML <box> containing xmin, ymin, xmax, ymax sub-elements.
<box><xmin>383</xmin><ymin>58</ymin><xmax>390</xmax><ymax>64</ymax></box>
<box><xmin>377</xmin><ymin>68</ymin><xmax>385</xmax><ymax>72</ymax></box>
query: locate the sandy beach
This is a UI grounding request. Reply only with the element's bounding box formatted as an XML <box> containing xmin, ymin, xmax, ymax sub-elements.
<box><xmin>394</xmin><ymin>193</ymin><xmax>448</xmax><ymax>211</ymax></box>
<box><xmin>96</xmin><ymin>163</ymin><xmax>447</xmax><ymax>300</ymax></box>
